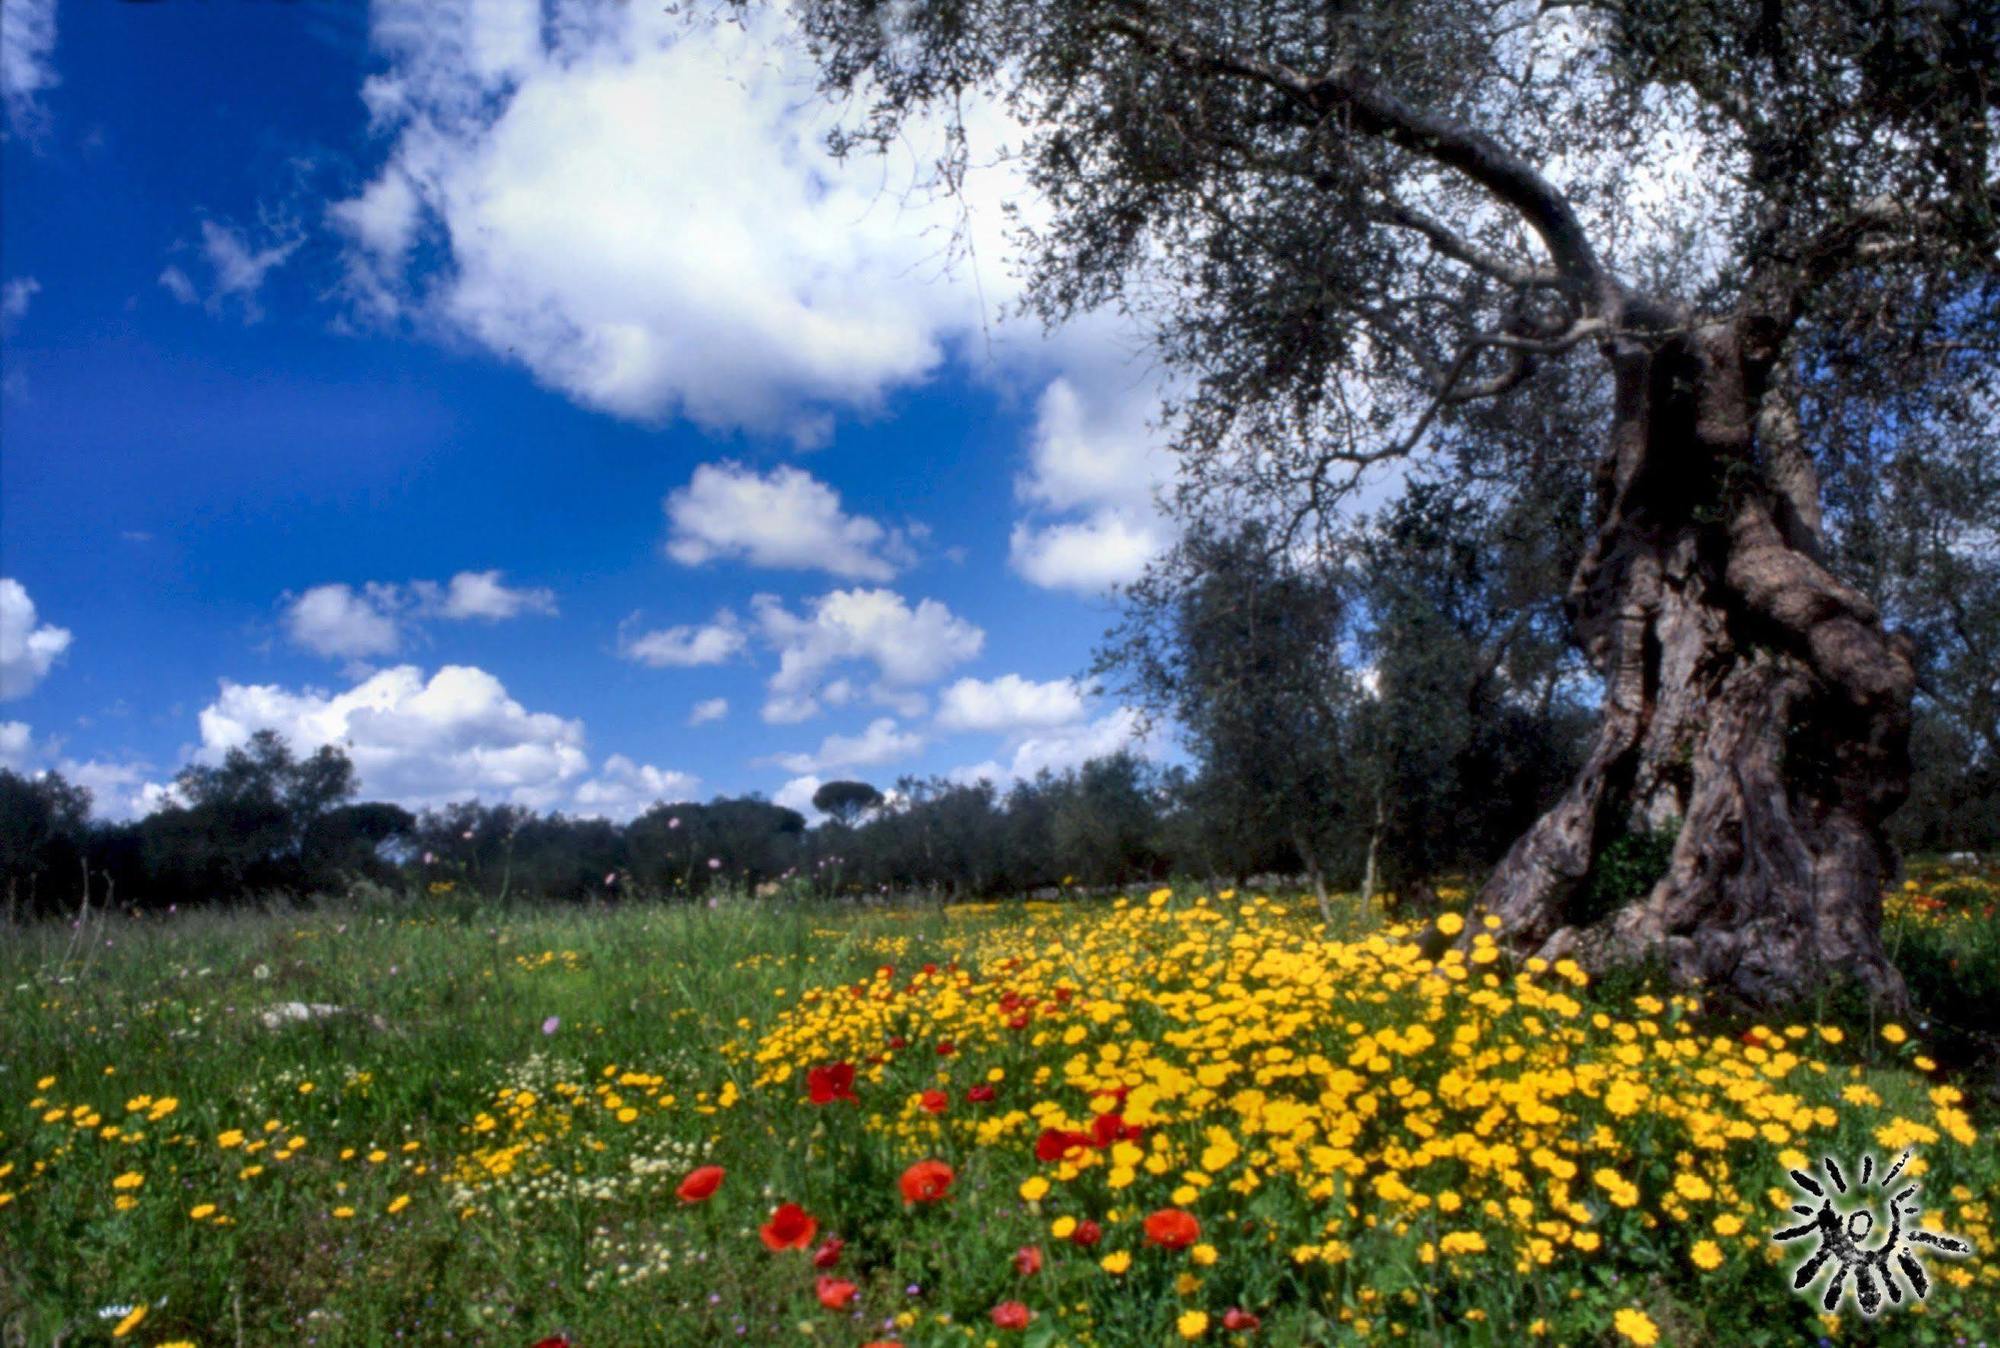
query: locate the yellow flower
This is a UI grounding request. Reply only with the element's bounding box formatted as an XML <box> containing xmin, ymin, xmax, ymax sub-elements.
<box><xmin>1713</xmin><ymin>1214</ymin><xmax>1743</xmax><ymax>1236</ymax></box>
<box><xmin>386</xmin><ymin>1194</ymin><xmax>411</xmax><ymax>1214</ymax></box>
<box><xmin>1190</xmin><ymin>1242</ymin><xmax>1218</xmax><ymax>1267</ymax></box>
<box><xmin>332</xmin><ymin>1206</ymin><xmax>356</xmax><ymax>1220</ymax></box>
<box><xmin>112</xmin><ymin>1171</ymin><xmax>144</xmax><ymax>1191</ymax></box>
<box><xmin>1100</xmin><ymin>1250</ymin><xmax>1131</xmax><ymax>1275</ymax></box>
<box><xmin>1178</xmin><ymin>1310</ymin><xmax>1210</xmax><ymax>1339</ymax></box>
<box><xmin>1019</xmin><ymin>1175</ymin><xmax>1050</xmax><ymax>1202</ymax></box>
<box><xmin>189</xmin><ymin>1203</ymin><xmax>216</xmax><ymax>1221</ymax></box>
<box><xmin>1613</xmin><ymin>1308</ymin><xmax>1659</xmax><ymax>1346</ymax></box>
<box><xmin>1690</xmin><ymin>1240</ymin><xmax>1723</xmax><ymax>1270</ymax></box>
<box><xmin>111</xmin><ymin>1305</ymin><xmax>147</xmax><ymax>1338</ymax></box>
<box><xmin>217</xmin><ymin>1129</ymin><xmax>245</xmax><ymax>1149</ymax></box>
<box><xmin>1050</xmin><ymin>1216</ymin><xmax>1077</xmax><ymax>1240</ymax></box>
<box><xmin>1881</xmin><ymin>1024</ymin><xmax>1908</xmax><ymax>1045</ymax></box>
<box><xmin>1435</xmin><ymin>912</ymin><xmax>1465</xmax><ymax>937</ymax></box>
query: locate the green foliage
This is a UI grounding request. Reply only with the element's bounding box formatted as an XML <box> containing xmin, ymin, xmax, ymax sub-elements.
<box><xmin>1573</xmin><ymin>821</ymin><xmax>1681</xmax><ymax>928</ymax></box>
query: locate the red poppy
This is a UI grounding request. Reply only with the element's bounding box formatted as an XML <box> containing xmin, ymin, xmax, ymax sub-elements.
<box><xmin>1069</xmin><ymin>1218</ymin><xmax>1103</xmax><ymax>1247</ymax></box>
<box><xmin>935</xmin><ymin>1040</ymin><xmax>957</xmax><ymax>1056</ymax></box>
<box><xmin>990</xmin><ymin>1301</ymin><xmax>1033</xmax><ymax>1330</ymax></box>
<box><xmin>759</xmin><ymin>1202</ymin><xmax>818</xmax><ymax>1250</ymax></box>
<box><xmin>1006</xmin><ymin>1012</ymin><xmax>1031</xmax><ymax>1030</ymax></box>
<box><xmin>966</xmin><ymin>1084</ymin><xmax>997</xmax><ymax>1104</ymax></box>
<box><xmin>887</xmin><ymin>1035</ymin><xmax>909</xmax><ymax>1050</ymax></box>
<box><xmin>811</xmin><ymin>1237</ymin><xmax>845</xmax><ymax>1269</ymax></box>
<box><xmin>1091</xmin><ymin>1112</ymin><xmax>1142</xmax><ymax>1147</ymax></box>
<box><xmin>862</xmin><ymin>1342</ymin><xmax>903</xmax><ymax>1348</ymax></box>
<box><xmin>675</xmin><ymin>1165</ymin><xmax>725</xmax><ymax>1203</ymax></box>
<box><xmin>807</xmin><ymin>1062</ymin><xmax>859</xmax><ymax>1105</ymax></box>
<box><xmin>1035</xmin><ymin>1128</ymin><xmax>1092</xmax><ymax>1162</ymax></box>
<box><xmin>1143</xmin><ymin>1208</ymin><xmax>1202</xmax><ymax>1250</ymax></box>
<box><xmin>1053</xmin><ymin>986</ymin><xmax>1075</xmax><ymax>1003</ymax></box>
<box><xmin>921</xmin><ymin>962</ymin><xmax>940</xmax><ymax>975</ymax></box>
<box><xmin>1223</xmin><ymin>1308</ymin><xmax>1262</xmax><ymax>1332</ymax></box>
<box><xmin>899</xmin><ymin>1159</ymin><xmax>955</xmax><ymax>1204</ymax></box>
<box><xmin>1013</xmin><ymin>1245</ymin><xmax>1043</xmax><ymax>1276</ymax></box>
<box><xmin>530</xmin><ymin>1338</ymin><xmax>570</xmax><ymax>1348</ymax></box>
<box><xmin>815</xmin><ymin>1276</ymin><xmax>858</xmax><ymax>1311</ymax></box>
<box><xmin>919</xmin><ymin>1089</ymin><xmax>950</xmax><ymax>1114</ymax></box>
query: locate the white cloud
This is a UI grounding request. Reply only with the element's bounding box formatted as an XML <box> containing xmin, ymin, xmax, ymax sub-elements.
<box><xmin>1</xmin><ymin>0</ymin><xmax>57</xmax><ymax>136</ymax></box>
<box><xmin>664</xmin><ymin>462</ymin><xmax>912</xmax><ymax>580</ymax></box>
<box><xmin>0</xmin><ymin>719</ymin><xmax>35</xmax><ymax>770</ymax></box>
<box><xmin>687</xmin><ymin>697</ymin><xmax>729</xmax><ymax>726</ymax></box>
<box><xmin>2</xmin><ymin>276</ymin><xmax>39</xmax><ymax>333</ymax></box>
<box><xmin>197</xmin><ymin>663</ymin><xmax>593</xmax><ymax>811</ymax></box>
<box><xmin>620</xmin><ymin>609</ymin><xmax>747</xmax><ymax>668</ymax></box>
<box><xmin>773</xmin><ymin>773</ymin><xmax>825</xmax><ymax>824</ymax></box>
<box><xmin>284</xmin><ymin>583</ymin><xmax>404</xmax><ymax>661</ymax></box>
<box><xmin>952</xmin><ymin>707</ymin><xmax>1162</xmax><ymax>786</ymax></box>
<box><xmin>770</xmin><ymin>716</ymin><xmax>923</xmax><ymax>775</ymax></box>
<box><xmin>284</xmin><ymin>572</ymin><xmax>557</xmax><ymax>659</ymax></box>
<box><xmin>419</xmin><ymin>569</ymin><xmax>558</xmax><ymax>621</ymax></box>
<box><xmin>936</xmin><ymin>674</ymin><xmax>1086</xmax><ymax>734</ymax></box>
<box><xmin>0</xmin><ymin>721</ymin><xmax>170</xmax><ymax>819</ymax></box>
<box><xmin>162</xmin><ymin>220</ymin><xmax>303</xmax><ymax>322</ymax></box>
<box><xmin>569</xmin><ymin>753</ymin><xmax>700</xmax><ymax>822</ymax></box>
<box><xmin>752</xmin><ymin>588</ymin><xmax>983</xmax><ymax>723</ymax></box>
<box><xmin>1007</xmin><ymin>367</ymin><xmax>1176</xmax><ymax>593</ymax></box>
<box><xmin>332</xmin><ymin>2</ymin><xmax>1010</xmax><ymax>442</ymax></box>
<box><xmin>0</xmin><ymin>578</ymin><xmax>72</xmax><ymax>700</ymax></box>
<box><xmin>158</xmin><ymin>265</ymin><xmax>199</xmax><ymax>305</ymax></box>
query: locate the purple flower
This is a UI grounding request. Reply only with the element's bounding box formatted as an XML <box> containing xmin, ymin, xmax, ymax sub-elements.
<box><xmin>707</xmin><ymin>857</ymin><xmax>722</xmax><ymax>870</ymax></box>
<box><xmin>541</xmin><ymin>1016</ymin><xmax>560</xmax><ymax>1035</ymax></box>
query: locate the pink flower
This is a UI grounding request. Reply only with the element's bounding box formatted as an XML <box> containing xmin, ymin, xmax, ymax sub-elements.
<box><xmin>668</xmin><ymin>817</ymin><xmax>682</xmax><ymax>829</ymax></box>
<box><xmin>708</xmin><ymin>857</ymin><xmax>723</xmax><ymax>870</ymax></box>
<box><xmin>541</xmin><ymin>1016</ymin><xmax>560</xmax><ymax>1035</ymax></box>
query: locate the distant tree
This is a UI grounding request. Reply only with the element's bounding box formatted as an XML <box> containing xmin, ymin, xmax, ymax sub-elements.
<box><xmin>1051</xmin><ymin>753</ymin><xmax>1164</xmax><ymax>888</ymax></box>
<box><xmin>301</xmin><ymin>801</ymin><xmax>415</xmax><ymax>890</ymax></box>
<box><xmin>812</xmin><ymin>779</ymin><xmax>885</xmax><ymax>828</ymax></box>
<box><xmin>142</xmin><ymin>731</ymin><xmax>358</xmax><ymax>900</ymax></box>
<box><xmin>1099</xmin><ymin>520</ymin><xmax>1362</xmax><ymax>905</ymax></box>
<box><xmin>0</xmin><ymin>768</ymin><xmax>92</xmax><ymax>919</ymax></box>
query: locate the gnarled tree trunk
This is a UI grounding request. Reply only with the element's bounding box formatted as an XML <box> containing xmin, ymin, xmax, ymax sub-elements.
<box><xmin>1481</xmin><ymin>317</ymin><xmax>1916</xmax><ymax>1010</ymax></box>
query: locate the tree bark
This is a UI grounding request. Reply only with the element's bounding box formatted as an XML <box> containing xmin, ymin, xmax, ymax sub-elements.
<box><xmin>1481</xmin><ymin>318</ymin><xmax>1915</xmax><ymax>1010</ymax></box>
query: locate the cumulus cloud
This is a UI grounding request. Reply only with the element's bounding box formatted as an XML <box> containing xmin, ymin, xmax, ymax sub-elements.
<box><xmin>769</xmin><ymin>717</ymin><xmax>923</xmax><ymax>775</ymax></box>
<box><xmin>664</xmin><ymin>462</ymin><xmax>912</xmax><ymax>580</ymax></box>
<box><xmin>952</xmin><ymin>707</ymin><xmax>1163</xmax><ymax>786</ymax></box>
<box><xmin>569</xmin><ymin>754</ymin><xmax>700</xmax><ymax>822</ymax></box>
<box><xmin>197</xmin><ymin>663</ymin><xmax>597</xmax><ymax>811</ymax></box>
<box><xmin>283</xmin><ymin>571</ymin><xmax>557</xmax><ymax>659</ymax></box>
<box><xmin>773</xmin><ymin>773</ymin><xmax>825</xmax><ymax>824</ymax></box>
<box><xmin>935</xmin><ymin>674</ymin><xmax>1086</xmax><ymax>734</ymax></box>
<box><xmin>1007</xmin><ymin>367</ymin><xmax>1176</xmax><ymax>594</ymax></box>
<box><xmin>0</xmin><ymin>578</ymin><xmax>72</xmax><ymax>699</ymax></box>
<box><xmin>330</xmin><ymin>1</ymin><xmax>1011</xmax><ymax>441</ymax></box>
<box><xmin>0</xmin><ymin>719</ymin><xmax>35</xmax><ymax>770</ymax></box>
<box><xmin>284</xmin><ymin>583</ymin><xmax>404</xmax><ymax>660</ymax></box>
<box><xmin>412</xmin><ymin>569</ymin><xmax>558</xmax><ymax>621</ymax></box>
<box><xmin>751</xmin><ymin>588</ymin><xmax>983</xmax><ymax>724</ymax></box>
<box><xmin>619</xmin><ymin>610</ymin><xmax>747</xmax><ymax>668</ymax></box>
<box><xmin>1</xmin><ymin>0</ymin><xmax>57</xmax><ymax>136</ymax></box>
<box><xmin>0</xmin><ymin>721</ymin><xmax>170</xmax><ymax>819</ymax></box>
<box><xmin>2</xmin><ymin>276</ymin><xmax>39</xmax><ymax>334</ymax></box>
<box><xmin>687</xmin><ymin>697</ymin><xmax>729</xmax><ymax>726</ymax></box>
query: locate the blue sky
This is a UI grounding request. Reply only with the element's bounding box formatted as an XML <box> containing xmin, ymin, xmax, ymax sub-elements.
<box><xmin>0</xmin><ymin>0</ymin><xmax>1174</xmax><ymax>820</ymax></box>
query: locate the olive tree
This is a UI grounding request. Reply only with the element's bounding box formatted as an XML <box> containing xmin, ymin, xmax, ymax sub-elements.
<box><xmin>776</xmin><ymin>0</ymin><xmax>1997</xmax><ymax>1005</ymax></box>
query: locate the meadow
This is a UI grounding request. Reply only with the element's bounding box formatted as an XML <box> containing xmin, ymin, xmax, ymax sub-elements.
<box><xmin>2</xmin><ymin>868</ymin><xmax>1996</xmax><ymax>1347</ymax></box>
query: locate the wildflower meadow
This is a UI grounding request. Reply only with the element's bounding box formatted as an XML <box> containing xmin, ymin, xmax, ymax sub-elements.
<box><xmin>3</xmin><ymin>868</ymin><xmax>1996</xmax><ymax>1346</ymax></box>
